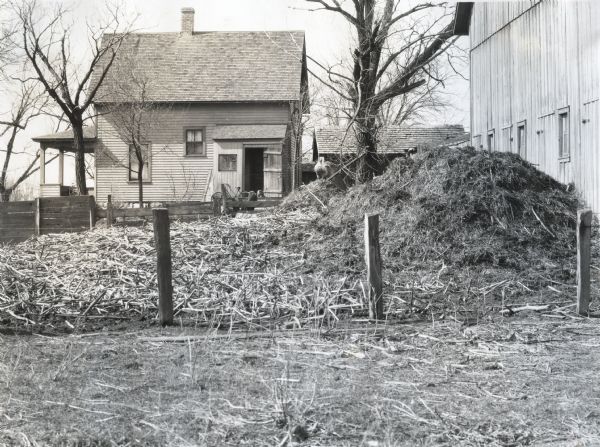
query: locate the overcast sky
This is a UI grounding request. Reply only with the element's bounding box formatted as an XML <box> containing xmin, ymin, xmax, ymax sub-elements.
<box><xmin>1</xmin><ymin>0</ymin><xmax>469</xmax><ymax>189</ymax></box>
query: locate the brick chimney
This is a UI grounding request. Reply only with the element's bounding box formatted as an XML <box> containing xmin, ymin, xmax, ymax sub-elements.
<box><xmin>181</xmin><ymin>7</ymin><xmax>195</xmax><ymax>35</ymax></box>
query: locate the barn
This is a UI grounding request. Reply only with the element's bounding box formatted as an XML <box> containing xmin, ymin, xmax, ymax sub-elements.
<box><xmin>456</xmin><ymin>1</ymin><xmax>600</xmax><ymax>211</ymax></box>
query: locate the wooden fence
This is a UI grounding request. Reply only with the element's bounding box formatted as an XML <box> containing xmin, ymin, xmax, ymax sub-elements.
<box><xmin>0</xmin><ymin>196</ymin><xmax>94</xmax><ymax>244</ymax></box>
<box><xmin>96</xmin><ymin>194</ymin><xmax>282</xmax><ymax>227</ymax></box>
<box><xmin>0</xmin><ymin>194</ymin><xmax>282</xmax><ymax>244</ymax></box>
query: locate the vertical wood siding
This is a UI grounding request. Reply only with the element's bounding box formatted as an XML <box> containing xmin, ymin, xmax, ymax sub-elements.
<box><xmin>95</xmin><ymin>103</ymin><xmax>292</xmax><ymax>203</ymax></box>
<box><xmin>470</xmin><ymin>0</ymin><xmax>600</xmax><ymax>210</ymax></box>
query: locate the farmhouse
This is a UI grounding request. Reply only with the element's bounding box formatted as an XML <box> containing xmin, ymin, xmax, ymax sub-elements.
<box><xmin>33</xmin><ymin>8</ymin><xmax>308</xmax><ymax>201</ymax></box>
<box><xmin>456</xmin><ymin>1</ymin><xmax>600</xmax><ymax>211</ymax></box>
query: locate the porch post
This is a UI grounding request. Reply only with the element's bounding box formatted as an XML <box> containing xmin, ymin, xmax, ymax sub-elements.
<box><xmin>39</xmin><ymin>147</ymin><xmax>46</xmax><ymax>186</ymax></box>
<box><xmin>58</xmin><ymin>150</ymin><xmax>64</xmax><ymax>186</ymax></box>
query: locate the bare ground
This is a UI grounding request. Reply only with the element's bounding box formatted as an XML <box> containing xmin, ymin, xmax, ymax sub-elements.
<box><xmin>1</xmin><ymin>313</ymin><xmax>599</xmax><ymax>447</ymax></box>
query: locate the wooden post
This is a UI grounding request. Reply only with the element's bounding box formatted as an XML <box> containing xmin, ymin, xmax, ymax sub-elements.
<box><xmin>106</xmin><ymin>194</ymin><xmax>113</xmax><ymax>228</ymax></box>
<box><xmin>221</xmin><ymin>183</ymin><xmax>228</xmax><ymax>215</ymax></box>
<box><xmin>364</xmin><ymin>213</ymin><xmax>383</xmax><ymax>320</ymax></box>
<box><xmin>58</xmin><ymin>150</ymin><xmax>64</xmax><ymax>186</ymax></box>
<box><xmin>34</xmin><ymin>198</ymin><xmax>40</xmax><ymax>236</ymax></box>
<box><xmin>89</xmin><ymin>196</ymin><xmax>96</xmax><ymax>229</ymax></box>
<box><xmin>577</xmin><ymin>209</ymin><xmax>593</xmax><ymax>315</ymax></box>
<box><xmin>39</xmin><ymin>148</ymin><xmax>45</xmax><ymax>186</ymax></box>
<box><xmin>153</xmin><ymin>208</ymin><xmax>173</xmax><ymax>326</ymax></box>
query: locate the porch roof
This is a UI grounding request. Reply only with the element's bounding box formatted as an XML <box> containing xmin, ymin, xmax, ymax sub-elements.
<box><xmin>32</xmin><ymin>126</ymin><xmax>97</xmax><ymax>153</ymax></box>
<box><xmin>212</xmin><ymin>124</ymin><xmax>287</xmax><ymax>141</ymax></box>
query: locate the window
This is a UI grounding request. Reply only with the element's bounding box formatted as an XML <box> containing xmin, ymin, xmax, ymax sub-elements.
<box><xmin>487</xmin><ymin>130</ymin><xmax>495</xmax><ymax>152</ymax></box>
<box><xmin>558</xmin><ymin>110</ymin><xmax>569</xmax><ymax>158</ymax></box>
<box><xmin>517</xmin><ymin>121</ymin><xmax>526</xmax><ymax>158</ymax></box>
<box><xmin>501</xmin><ymin>125</ymin><xmax>512</xmax><ymax>152</ymax></box>
<box><xmin>185</xmin><ymin>129</ymin><xmax>205</xmax><ymax>156</ymax></box>
<box><xmin>218</xmin><ymin>154</ymin><xmax>237</xmax><ymax>171</ymax></box>
<box><xmin>129</xmin><ymin>144</ymin><xmax>150</xmax><ymax>181</ymax></box>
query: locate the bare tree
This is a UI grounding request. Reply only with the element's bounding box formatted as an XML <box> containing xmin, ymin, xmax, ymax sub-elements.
<box><xmin>0</xmin><ymin>80</ymin><xmax>55</xmax><ymax>202</ymax></box>
<box><xmin>305</xmin><ymin>0</ymin><xmax>460</xmax><ymax>181</ymax></box>
<box><xmin>14</xmin><ymin>0</ymin><xmax>134</xmax><ymax>195</ymax></box>
<box><xmin>102</xmin><ymin>54</ymin><xmax>166</xmax><ymax>208</ymax></box>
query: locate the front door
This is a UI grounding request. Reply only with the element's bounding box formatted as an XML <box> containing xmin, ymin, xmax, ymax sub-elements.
<box><xmin>244</xmin><ymin>147</ymin><xmax>264</xmax><ymax>192</ymax></box>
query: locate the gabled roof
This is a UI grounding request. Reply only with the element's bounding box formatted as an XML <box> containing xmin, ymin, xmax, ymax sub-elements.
<box><xmin>313</xmin><ymin>125</ymin><xmax>470</xmax><ymax>157</ymax></box>
<box><xmin>92</xmin><ymin>31</ymin><xmax>306</xmax><ymax>104</ymax></box>
<box><xmin>213</xmin><ymin>124</ymin><xmax>287</xmax><ymax>140</ymax></box>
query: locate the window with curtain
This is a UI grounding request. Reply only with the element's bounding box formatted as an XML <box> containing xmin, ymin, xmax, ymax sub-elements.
<box><xmin>185</xmin><ymin>129</ymin><xmax>205</xmax><ymax>155</ymax></box>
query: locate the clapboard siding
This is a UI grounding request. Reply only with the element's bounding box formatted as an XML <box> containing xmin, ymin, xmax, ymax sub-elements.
<box><xmin>470</xmin><ymin>0</ymin><xmax>600</xmax><ymax>211</ymax></box>
<box><xmin>95</xmin><ymin>103</ymin><xmax>292</xmax><ymax>203</ymax></box>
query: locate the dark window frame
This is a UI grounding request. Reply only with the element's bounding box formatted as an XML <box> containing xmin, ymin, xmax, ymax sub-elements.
<box><xmin>517</xmin><ymin>120</ymin><xmax>527</xmax><ymax>158</ymax></box>
<box><xmin>184</xmin><ymin>127</ymin><xmax>207</xmax><ymax>157</ymax></box>
<box><xmin>487</xmin><ymin>129</ymin><xmax>495</xmax><ymax>152</ymax></box>
<box><xmin>557</xmin><ymin>107</ymin><xmax>570</xmax><ymax>160</ymax></box>
<box><xmin>218</xmin><ymin>153</ymin><xmax>237</xmax><ymax>172</ymax></box>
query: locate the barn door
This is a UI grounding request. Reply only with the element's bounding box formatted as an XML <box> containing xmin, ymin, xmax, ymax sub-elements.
<box><xmin>263</xmin><ymin>148</ymin><xmax>282</xmax><ymax>197</ymax></box>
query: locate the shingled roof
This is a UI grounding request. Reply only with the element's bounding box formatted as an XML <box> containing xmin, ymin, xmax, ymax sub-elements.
<box><xmin>313</xmin><ymin>125</ymin><xmax>470</xmax><ymax>157</ymax></box>
<box><xmin>92</xmin><ymin>30</ymin><xmax>306</xmax><ymax>104</ymax></box>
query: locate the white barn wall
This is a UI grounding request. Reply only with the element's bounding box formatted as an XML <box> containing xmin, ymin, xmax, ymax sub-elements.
<box><xmin>470</xmin><ymin>0</ymin><xmax>600</xmax><ymax>210</ymax></box>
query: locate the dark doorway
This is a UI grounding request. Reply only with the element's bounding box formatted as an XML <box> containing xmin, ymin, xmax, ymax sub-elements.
<box><xmin>244</xmin><ymin>147</ymin><xmax>264</xmax><ymax>192</ymax></box>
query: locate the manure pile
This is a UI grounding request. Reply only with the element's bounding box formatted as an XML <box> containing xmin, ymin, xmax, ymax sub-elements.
<box><xmin>285</xmin><ymin>147</ymin><xmax>598</xmax><ymax>316</ymax></box>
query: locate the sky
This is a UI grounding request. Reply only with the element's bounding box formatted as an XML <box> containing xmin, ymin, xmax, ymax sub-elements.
<box><xmin>0</xmin><ymin>0</ymin><xmax>470</xmax><ymax>191</ymax></box>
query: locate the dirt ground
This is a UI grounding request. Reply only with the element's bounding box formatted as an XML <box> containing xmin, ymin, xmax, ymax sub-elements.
<box><xmin>1</xmin><ymin>313</ymin><xmax>599</xmax><ymax>447</ymax></box>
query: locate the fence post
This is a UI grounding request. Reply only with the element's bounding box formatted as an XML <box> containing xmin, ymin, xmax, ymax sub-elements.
<box><xmin>89</xmin><ymin>195</ymin><xmax>96</xmax><ymax>229</ymax></box>
<box><xmin>577</xmin><ymin>209</ymin><xmax>593</xmax><ymax>315</ymax></box>
<box><xmin>221</xmin><ymin>184</ymin><xmax>228</xmax><ymax>215</ymax></box>
<box><xmin>34</xmin><ymin>198</ymin><xmax>40</xmax><ymax>236</ymax></box>
<box><xmin>364</xmin><ymin>213</ymin><xmax>383</xmax><ymax>320</ymax></box>
<box><xmin>106</xmin><ymin>195</ymin><xmax>113</xmax><ymax>228</ymax></box>
<box><xmin>153</xmin><ymin>208</ymin><xmax>173</xmax><ymax>326</ymax></box>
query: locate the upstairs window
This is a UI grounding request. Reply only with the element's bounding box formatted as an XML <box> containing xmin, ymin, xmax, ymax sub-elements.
<box><xmin>558</xmin><ymin>110</ymin><xmax>569</xmax><ymax>158</ymax></box>
<box><xmin>185</xmin><ymin>129</ymin><xmax>205</xmax><ymax>156</ymax></box>
<box><xmin>129</xmin><ymin>144</ymin><xmax>151</xmax><ymax>181</ymax></box>
<box><xmin>517</xmin><ymin>121</ymin><xmax>526</xmax><ymax>158</ymax></box>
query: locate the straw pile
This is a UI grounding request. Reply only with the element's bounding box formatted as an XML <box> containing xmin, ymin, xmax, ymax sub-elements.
<box><xmin>0</xmin><ymin>212</ymin><xmax>363</xmax><ymax>330</ymax></box>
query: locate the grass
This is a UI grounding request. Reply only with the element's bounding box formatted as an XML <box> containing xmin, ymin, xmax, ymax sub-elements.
<box><xmin>1</xmin><ymin>314</ymin><xmax>600</xmax><ymax>446</ymax></box>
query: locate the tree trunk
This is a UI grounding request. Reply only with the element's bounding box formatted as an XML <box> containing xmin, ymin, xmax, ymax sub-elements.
<box><xmin>72</xmin><ymin>119</ymin><xmax>88</xmax><ymax>195</ymax></box>
<box><xmin>137</xmin><ymin>156</ymin><xmax>144</xmax><ymax>208</ymax></box>
<box><xmin>355</xmin><ymin>115</ymin><xmax>382</xmax><ymax>183</ymax></box>
<box><xmin>138</xmin><ymin>170</ymin><xmax>144</xmax><ymax>208</ymax></box>
<box><xmin>0</xmin><ymin>188</ymin><xmax>11</xmax><ymax>202</ymax></box>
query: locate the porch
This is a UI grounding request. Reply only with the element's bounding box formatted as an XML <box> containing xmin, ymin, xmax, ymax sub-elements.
<box><xmin>31</xmin><ymin>126</ymin><xmax>97</xmax><ymax>197</ymax></box>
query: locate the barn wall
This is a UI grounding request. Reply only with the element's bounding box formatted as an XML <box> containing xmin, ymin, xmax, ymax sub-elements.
<box><xmin>470</xmin><ymin>0</ymin><xmax>600</xmax><ymax>211</ymax></box>
<box><xmin>95</xmin><ymin>102</ymin><xmax>292</xmax><ymax>203</ymax></box>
